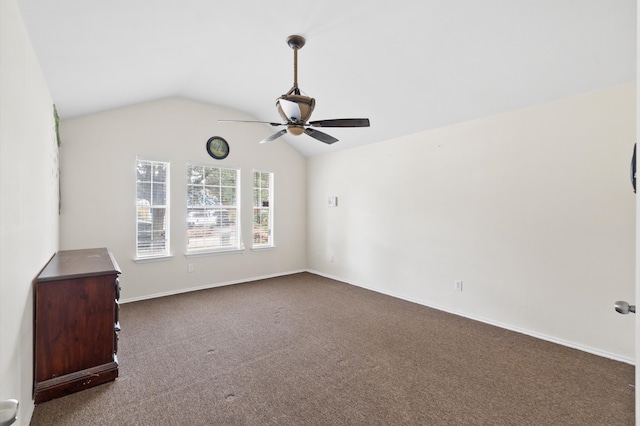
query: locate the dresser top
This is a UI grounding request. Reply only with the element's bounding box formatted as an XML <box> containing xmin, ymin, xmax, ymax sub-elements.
<box><xmin>37</xmin><ymin>248</ymin><xmax>121</xmax><ymax>282</ymax></box>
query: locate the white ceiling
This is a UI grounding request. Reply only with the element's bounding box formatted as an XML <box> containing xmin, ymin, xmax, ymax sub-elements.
<box><xmin>16</xmin><ymin>0</ymin><xmax>636</xmax><ymax>157</ymax></box>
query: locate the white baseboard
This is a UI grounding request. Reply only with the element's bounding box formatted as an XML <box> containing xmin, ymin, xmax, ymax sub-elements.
<box><xmin>307</xmin><ymin>269</ymin><xmax>635</xmax><ymax>366</ymax></box>
<box><xmin>21</xmin><ymin>400</ymin><xmax>34</xmax><ymax>426</ymax></box>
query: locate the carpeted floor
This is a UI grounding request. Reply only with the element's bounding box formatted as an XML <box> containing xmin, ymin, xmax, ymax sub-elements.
<box><xmin>30</xmin><ymin>272</ymin><xmax>634</xmax><ymax>425</ymax></box>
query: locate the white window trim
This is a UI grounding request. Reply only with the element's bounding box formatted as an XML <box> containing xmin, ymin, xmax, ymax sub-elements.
<box><xmin>251</xmin><ymin>245</ymin><xmax>276</xmax><ymax>252</ymax></box>
<box><xmin>252</xmin><ymin>169</ymin><xmax>274</xmax><ymax>249</ymax></box>
<box><xmin>135</xmin><ymin>157</ymin><xmax>170</xmax><ymax>260</ymax></box>
<box><xmin>184</xmin><ymin>245</ymin><xmax>245</xmax><ymax>258</ymax></box>
<box><xmin>133</xmin><ymin>254</ymin><xmax>174</xmax><ymax>263</ymax></box>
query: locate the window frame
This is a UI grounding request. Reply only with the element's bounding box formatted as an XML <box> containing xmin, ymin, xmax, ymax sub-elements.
<box><xmin>252</xmin><ymin>170</ymin><xmax>274</xmax><ymax>249</ymax></box>
<box><xmin>186</xmin><ymin>162</ymin><xmax>242</xmax><ymax>255</ymax></box>
<box><xmin>135</xmin><ymin>157</ymin><xmax>170</xmax><ymax>260</ymax></box>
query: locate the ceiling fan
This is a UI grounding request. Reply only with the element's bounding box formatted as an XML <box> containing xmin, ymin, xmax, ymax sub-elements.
<box><xmin>220</xmin><ymin>35</ymin><xmax>370</xmax><ymax>145</ymax></box>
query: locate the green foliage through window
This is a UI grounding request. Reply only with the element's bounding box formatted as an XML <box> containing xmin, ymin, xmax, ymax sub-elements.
<box><xmin>253</xmin><ymin>171</ymin><xmax>273</xmax><ymax>246</ymax></box>
<box><xmin>187</xmin><ymin>164</ymin><xmax>240</xmax><ymax>252</ymax></box>
<box><xmin>136</xmin><ymin>159</ymin><xmax>170</xmax><ymax>257</ymax></box>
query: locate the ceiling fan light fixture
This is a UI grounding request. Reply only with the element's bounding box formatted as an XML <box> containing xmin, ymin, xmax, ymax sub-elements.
<box><xmin>287</xmin><ymin>125</ymin><xmax>305</xmax><ymax>136</ymax></box>
<box><xmin>277</xmin><ymin>94</ymin><xmax>315</xmax><ymax>123</ymax></box>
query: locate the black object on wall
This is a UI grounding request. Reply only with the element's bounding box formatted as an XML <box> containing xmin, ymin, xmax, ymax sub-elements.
<box><xmin>631</xmin><ymin>144</ymin><xmax>636</xmax><ymax>193</ymax></box>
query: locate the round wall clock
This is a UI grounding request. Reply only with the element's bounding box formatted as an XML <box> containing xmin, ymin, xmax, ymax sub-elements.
<box><xmin>206</xmin><ymin>136</ymin><xmax>229</xmax><ymax>160</ymax></box>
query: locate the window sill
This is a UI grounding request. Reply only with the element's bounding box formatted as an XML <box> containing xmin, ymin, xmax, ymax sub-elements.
<box><xmin>185</xmin><ymin>248</ymin><xmax>245</xmax><ymax>258</ymax></box>
<box><xmin>133</xmin><ymin>254</ymin><xmax>174</xmax><ymax>263</ymax></box>
<box><xmin>251</xmin><ymin>245</ymin><xmax>276</xmax><ymax>251</ymax></box>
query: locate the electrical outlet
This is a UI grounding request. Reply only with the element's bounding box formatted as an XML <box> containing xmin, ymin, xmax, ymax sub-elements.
<box><xmin>188</xmin><ymin>264</ymin><xmax>194</xmax><ymax>273</ymax></box>
<box><xmin>454</xmin><ymin>280</ymin><xmax>463</xmax><ymax>291</ymax></box>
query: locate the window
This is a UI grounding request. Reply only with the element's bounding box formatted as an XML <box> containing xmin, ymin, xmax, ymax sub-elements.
<box><xmin>253</xmin><ymin>170</ymin><xmax>273</xmax><ymax>247</ymax></box>
<box><xmin>136</xmin><ymin>158</ymin><xmax>170</xmax><ymax>258</ymax></box>
<box><xmin>187</xmin><ymin>164</ymin><xmax>240</xmax><ymax>252</ymax></box>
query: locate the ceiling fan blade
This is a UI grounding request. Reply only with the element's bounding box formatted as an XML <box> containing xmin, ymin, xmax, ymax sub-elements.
<box><xmin>259</xmin><ymin>129</ymin><xmax>288</xmax><ymax>144</ymax></box>
<box><xmin>277</xmin><ymin>98</ymin><xmax>302</xmax><ymax>121</ymax></box>
<box><xmin>219</xmin><ymin>119</ymin><xmax>283</xmax><ymax>127</ymax></box>
<box><xmin>304</xmin><ymin>128</ymin><xmax>339</xmax><ymax>144</ymax></box>
<box><xmin>308</xmin><ymin>118</ymin><xmax>370</xmax><ymax>128</ymax></box>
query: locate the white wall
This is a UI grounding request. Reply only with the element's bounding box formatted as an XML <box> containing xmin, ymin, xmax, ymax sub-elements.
<box><xmin>0</xmin><ymin>0</ymin><xmax>59</xmax><ymax>423</ymax></box>
<box><xmin>635</xmin><ymin>4</ymin><xmax>640</xmax><ymax>421</ymax></box>
<box><xmin>59</xmin><ymin>97</ymin><xmax>307</xmax><ymax>301</ymax></box>
<box><xmin>308</xmin><ymin>83</ymin><xmax>636</xmax><ymax>362</ymax></box>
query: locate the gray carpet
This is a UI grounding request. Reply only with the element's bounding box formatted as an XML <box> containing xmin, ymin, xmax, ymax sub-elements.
<box><xmin>30</xmin><ymin>272</ymin><xmax>634</xmax><ymax>425</ymax></box>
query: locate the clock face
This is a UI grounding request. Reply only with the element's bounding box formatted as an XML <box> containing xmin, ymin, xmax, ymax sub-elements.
<box><xmin>206</xmin><ymin>136</ymin><xmax>229</xmax><ymax>160</ymax></box>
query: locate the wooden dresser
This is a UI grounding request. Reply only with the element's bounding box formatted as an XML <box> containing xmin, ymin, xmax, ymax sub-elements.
<box><xmin>34</xmin><ymin>248</ymin><xmax>121</xmax><ymax>403</ymax></box>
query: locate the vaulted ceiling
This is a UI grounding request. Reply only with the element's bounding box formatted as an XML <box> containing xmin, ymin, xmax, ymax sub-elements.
<box><xmin>17</xmin><ymin>0</ymin><xmax>636</xmax><ymax>157</ymax></box>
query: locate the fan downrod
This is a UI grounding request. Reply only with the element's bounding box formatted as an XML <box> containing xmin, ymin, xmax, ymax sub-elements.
<box><xmin>287</xmin><ymin>35</ymin><xmax>306</xmax><ymax>50</ymax></box>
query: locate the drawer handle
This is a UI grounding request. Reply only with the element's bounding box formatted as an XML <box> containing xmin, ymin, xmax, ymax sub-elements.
<box><xmin>115</xmin><ymin>278</ymin><xmax>121</xmax><ymax>300</ymax></box>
